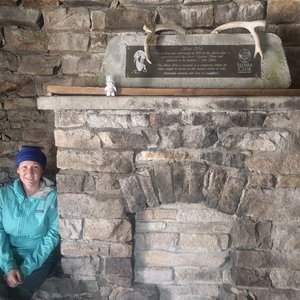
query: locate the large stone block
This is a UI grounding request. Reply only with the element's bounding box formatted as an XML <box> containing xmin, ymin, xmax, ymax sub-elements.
<box><xmin>150</xmin><ymin>112</ymin><xmax>181</xmax><ymax>128</ymax></box>
<box><xmin>238</xmin><ymin>188</ymin><xmax>300</xmax><ymax>221</ymax></box>
<box><xmin>232</xmin><ymin>218</ymin><xmax>272</xmax><ymax>249</ymax></box>
<box><xmin>87</xmin><ymin>112</ymin><xmax>130</xmax><ymax>129</ymax></box>
<box><xmin>58</xmin><ymin>193</ymin><xmax>125</xmax><ymax>218</ymax></box>
<box><xmin>0</xmin><ymin>80</ymin><xmax>18</xmax><ymax>94</ymax></box>
<box><xmin>120</xmin><ymin>175</ymin><xmax>147</xmax><ymax>213</ymax></box>
<box><xmin>142</xmin><ymin>232</ymin><xmax>179</xmax><ymax>252</ymax></box>
<box><xmin>174</xmin><ymin>267</ymin><xmax>222</xmax><ymax>284</ymax></box>
<box><xmin>3</xmin><ymin>108</ymin><xmax>28</xmax><ymax>123</ymax></box>
<box><xmin>266</xmin><ymin>0</ymin><xmax>300</xmax><ymax>24</ymax></box>
<box><xmin>57</xmin><ymin>149</ymin><xmax>134</xmax><ymax>173</ymax></box>
<box><xmin>270</xmin><ymin>269</ymin><xmax>300</xmax><ymax>290</ymax></box>
<box><xmin>0</xmin><ymin>51</ymin><xmax>18</xmax><ymax>72</ymax></box>
<box><xmin>236</xmin><ymin>130</ymin><xmax>290</xmax><ymax>152</ymax></box>
<box><xmin>18</xmin><ymin>54</ymin><xmax>61</xmax><ymax>75</ymax></box>
<box><xmin>183</xmin><ymin>125</ymin><xmax>218</xmax><ymax>149</ymax></box>
<box><xmin>158</xmin><ymin>283</ymin><xmax>220</xmax><ymax>299</ymax></box>
<box><xmin>48</xmin><ymin>32</ymin><xmax>89</xmax><ymax>51</ymax></box>
<box><xmin>135</xmin><ymin>267</ymin><xmax>173</xmax><ymax>285</ymax></box>
<box><xmin>105</xmin><ymin>257</ymin><xmax>132</xmax><ymax>277</ymax></box>
<box><xmin>83</xmin><ymin>218</ymin><xmax>132</xmax><ymax>242</ymax></box>
<box><xmin>98</xmin><ymin>129</ymin><xmax>159</xmax><ymax>149</ymax></box>
<box><xmin>136</xmin><ymin>150</ymin><xmax>191</xmax><ymax>163</ymax></box>
<box><xmin>0</xmin><ymin>0</ymin><xmax>18</xmax><ymax>5</ymax></box>
<box><xmin>4</xmin><ymin>27</ymin><xmax>48</xmax><ymax>51</ymax></box>
<box><xmin>61</xmin><ymin>257</ymin><xmax>100</xmax><ymax>279</ymax></box>
<box><xmin>90</xmin><ymin>32</ymin><xmax>108</xmax><ymax>52</ymax></box>
<box><xmin>166</xmin><ymin>221</ymin><xmax>232</xmax><ymax>236</ymax></box>
<box><xmin>60</xmin><ymin>0</ymin><xmax>111</xmax><ymax>6</ymax></box>
<box><xmin>253</xmin><ymin>289</ymin><xmax>300</xmax><ymax>300</ymax></box>
<box><xmin>135</xmin><ymin>221</ymin><xmax>167</xmax><ymax>233</ymax></box>
<box><xmin>248</xmin><ymin>174</ymin><xmax>274</xmax><ymax>189</ymax></box>
<box><xmin>0</xmin><ymin>6</ymin><xmax>43</xmax><ymax>29</ymax></box>
<box><xmin>110</xmin><ymin>242</ymin><xmax>132</xmax><ymax>258</ymax></box>
<box><xmin>136</xmin><ymin>208</ymin><xmax>177</xmax><ymax>221</ymax></box>
<box><xmin>177</xmin><ymin>202</ymin><xmax>233</xmax><ymax>224</ymax></box>
<box><xmin>120</xmin><ymin>0</ymin><xmax>181</xmax><ymax>5</ymax></box>
<box><xmin>172</xmin><ymin>163</ymin><xmax>190</xmax><ymax>203</ymax></box>
<box><xmin>187</xmin><ymin>162</ymin><xmax>208</xmax><ymax>202</ymax></box>
<box><xmin>56</xmin><ymin>173</ymin><xmax>85</xmax><ymax>193</ymax></box>
<box><xmin>221</xmin><ymin>130</ymin><xmax>291</xmax><ymax>152</ymax></box>
<box><xmin>218</xmin><ymin>175</ymin><xmax>246</xmax><ymax>214</ymax></box>
<box><xmin>158</xmin><ymin>5</ymin><xmax>214</xmax><ymax>28</ymax></box>
<box><xmin>61</xmin><ymin>240</ymin><xmax>109</xmax><ymax>257</ymax></box>
<box><xmin>264</xmin><ymin>112</ymin><xmax>300</xmax><ymax>130</ymax></box>
<box><xmin>246</xmin><ymin>153</ymin><xmax>300</xmax><ymax>175</ymax></box>
<box><xmin>272</xmin><ymin>224</ymin><xmax>300</xmax><ymax>254</ymax></box>
<box><xmin>104</xmin><ymin>8</ymin><xmax>153</xmax><ymax>31</ymax></box>
<box><xmin>60</xmin><ymin>218</ymin><xmax>82</xmax><ymax>239</ymax></box>
<box><xmin>136</xmin><ymin>250</ymin><xmax>227</xmax><ymax>268</ymax></box>
<box><xmin>44</xmin><ymin>8</ymin><xmax>90</xmax><ymax>31</ymax></box>
<box><xmin>91</xmin><ymin>10</ymin><xmax>105</xmax><ymax>30</ymax></box>
<box><xmin>55</xmin><ymin>129</ymin><xmax>100</xmax><ymax>149</ymax></box>
<box><xmin>137</xmin><ymin>169</ymin><xmax>160</xmax><ymax>207</ymax></box>
<box><xmin>179</xmin><ymin>233</ymin><xmax>229</xmax><ymax>251</ymax></box>
<box><xmin>203</xmin><ymin>167</ymin><xmax>227</xmax><ymax>209</ymax></box>
<box><xmin>234</xmin><ymin>267</ymin><xmax>272</xmax><ymax>287</ymax></box>
<box><xmin>22</xmin><ymin>0</ymin><xmax>60</xmax><ymax>7</ymax></box>
<box><xmin>277</xmin><ymin>175</ymin><xmax>300</xmax><ymax>188</ymax></box>
<box><xmin>24</xmin><ymin>129</ymin><xmax>55</xmax><ymax>143</ymax></box>
<box><xmin>215</xmin><ymin>1</ymin><xmax>265</xmax><ymax>24</ymax></box>
<box><xmin>92</xmin><ymin>173</ymin><xmax>120</xmax><ymax>192</ymax></box>
<box><xmin>61</xmin><ymin>53</ymin><xmax>103</xmax><ymax>75</ymax></box>
<box><xmin>160</xmin><ymin>125</ymin><xmax>183</xmax><ymax>149</ymax></box>
<box><xmin>277</xmin><ymin>24</ymin><xmax>300</xmax><ymax>46</ymax></box>
<box><xmin>153</xmin><ymin>164</ymin><xmax>175</xmax><ymax>204</ymax></box>
<box><xmin>236</xmin><ymin>250</ymin><xmax>270</xmax><ymax>269</ymax></box>
<box><xmin>3</xmin><ymin>97</ymin><xmax>36</xmax><ymax>110</ymax></box>
<box><xmin>285</xmin><ymin>46</ymin><xmax>300</xmax><ymax>89</ymax></box>
<box><xmin>55</xmin><ymin>110</ymin><xmax>87</xmax><ymax>128</ymax></box>
<box><xmin>172</xmin><ymin>162</ymin><xmax>208</xmax><ymax>203</ymax></box>
<box><xmin>34</xmin><ymin>277</ymin><xmax>101</xmax><ymax>298</ymax></box>
<box><xmin>109</xmin><ymin>283</ymin><xmax>159</xmax><ymax>300</ymax></box>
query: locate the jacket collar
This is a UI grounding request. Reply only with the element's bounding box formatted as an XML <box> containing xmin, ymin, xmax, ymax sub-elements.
<box><xmin>15</xmin><ymin>177</ymin><xmax>56</xmax><ymax>200</ymax></box>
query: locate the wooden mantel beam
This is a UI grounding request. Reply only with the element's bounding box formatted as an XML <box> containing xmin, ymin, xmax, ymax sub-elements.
<box><xmin>47</xmin><ymin>85</ymin><xmax>300</xmax><ymax>97</ymax></box>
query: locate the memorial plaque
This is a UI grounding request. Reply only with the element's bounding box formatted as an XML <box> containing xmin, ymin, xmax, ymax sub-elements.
<box><xmin>126</xmin><ymin>45</ymin><xmax>261</xmax><ymax>78</ymax></box>
<box><xmin>99</xmin><ymin>33</ymin><xmax>291</xmax><ymax>88</ymax></box>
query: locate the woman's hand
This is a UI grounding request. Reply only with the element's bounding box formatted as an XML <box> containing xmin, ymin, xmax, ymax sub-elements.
<box><xmin>6</xmin><ymin>268</ymin><xmax>23</xmax><ymax>287</ymax></box>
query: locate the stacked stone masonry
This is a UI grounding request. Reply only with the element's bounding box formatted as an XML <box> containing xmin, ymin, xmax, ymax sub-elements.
<box><xmin>0</xmin><ymin>0</ymin><xmax>300</xmax><ymax>182</ymax></box>
<box><xmin>35</xmin><ymin>95</ymin><xmax>300</xmax><ymax>299</ymax></box>
<box><xmin>0</xmin><ymin>0</ymin><xmax>300</xmax><ymax>299</ymax></box>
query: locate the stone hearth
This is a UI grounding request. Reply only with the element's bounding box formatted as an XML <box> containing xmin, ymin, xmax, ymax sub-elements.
<box><xmin>36</xmin><ymin>95</ymin><xmax>300</xmax><ymax>300</ymax></box>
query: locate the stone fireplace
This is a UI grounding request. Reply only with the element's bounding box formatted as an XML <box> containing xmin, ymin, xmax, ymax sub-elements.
<box><xmin>36</xmin><ymin>94</ymin><xmax>300</xmax><ymax>300</ymax></box>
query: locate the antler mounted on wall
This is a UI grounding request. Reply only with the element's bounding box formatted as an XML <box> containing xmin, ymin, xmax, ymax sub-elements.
<box><xmin>143</xmin><ymin>24</ymin><xmax>186</xmax><ymax>64</ymax></box>
<box><xmin>211</xmin><ymin>20</ymin><xmax>266</xmax><ymax>59</ymax></box>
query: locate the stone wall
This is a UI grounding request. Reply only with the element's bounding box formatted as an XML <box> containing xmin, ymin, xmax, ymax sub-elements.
<box><xmin>1</xmin><ymin>1</ymin><xmax>300</xmax><ymax>299</ymax></box>
<box><xmin>36</xmin><ymin>95</ymin><xmax>300</xmax><ymax>299</ymax></box>
<box><xmin>0</xmin><ymin>0</ymin><xmax>300</xmax><ymax>185</ymax></box>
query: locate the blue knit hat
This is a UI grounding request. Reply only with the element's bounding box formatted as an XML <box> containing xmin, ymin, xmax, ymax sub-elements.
<box><xmin>16</xmin><ymin>146</ymin><xmax>47</xmax><ymax>169</ymax></box>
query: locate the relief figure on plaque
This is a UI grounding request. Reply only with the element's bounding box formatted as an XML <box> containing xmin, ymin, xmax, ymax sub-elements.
<box><xmin>133</xmin><ymin>50</ymin><xmax>147</xmax><ymax>73</ymax></box>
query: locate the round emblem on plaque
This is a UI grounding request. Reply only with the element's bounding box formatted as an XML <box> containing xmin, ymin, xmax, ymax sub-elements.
<box><xmin>238</xmin><ymin>49</ymin><xmax>251</xmax><ymax>63</ymax></box>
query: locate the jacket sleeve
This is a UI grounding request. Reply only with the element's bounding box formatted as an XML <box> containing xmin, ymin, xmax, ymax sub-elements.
<box><xmin>0</xmin><ymin>190</ymin><xmax>18</xmax><ymax>275</ymax></box>
<box><xmin>20</xmin><ymin>191</ymin><xmax>60</xmax><ymax>278</ymax></box>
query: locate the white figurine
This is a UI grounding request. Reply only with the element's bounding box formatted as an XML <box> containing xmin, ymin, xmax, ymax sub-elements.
<box><xmin>105</xmin><ymin>75</ymin><xmax>117</xmax><ymax>96</ymax></box>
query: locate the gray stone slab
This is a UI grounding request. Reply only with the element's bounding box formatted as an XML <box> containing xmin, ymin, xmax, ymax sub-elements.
<box><xmin>99</xmin><ymin>33</ymin><xmax>291</xmax><ymax>88</ymax></box>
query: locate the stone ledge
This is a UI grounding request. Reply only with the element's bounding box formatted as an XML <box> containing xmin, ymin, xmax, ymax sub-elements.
<box><xmin>38</xmin><ymin>95</ymin><xmax>300</xmax><ymax>111</ymax></box>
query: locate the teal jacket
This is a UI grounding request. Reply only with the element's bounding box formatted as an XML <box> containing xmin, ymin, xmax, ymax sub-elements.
<box><xmin>0</xmin><ymin>177</ymin><xmax>60</xmax><ymax>278</ymax></box>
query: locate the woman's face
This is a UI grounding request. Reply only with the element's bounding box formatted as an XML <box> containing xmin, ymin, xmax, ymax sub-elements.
<box><xmin>17</xmin><ymin>160</ymin><xmax>44</xmax><ymax>186</ymax></box>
